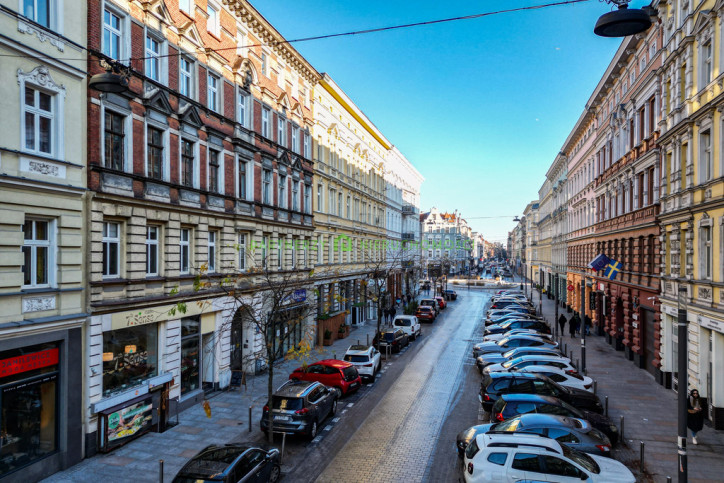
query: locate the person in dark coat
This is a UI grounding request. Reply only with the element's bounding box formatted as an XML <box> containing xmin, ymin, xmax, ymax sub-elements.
<box><xmin>584</xmin><ymin>315</ymin><xmax>592</xmax><ymax>335</ymax></box>
<box><xmin>569</xmin><ymin>314</ymin><xmax>579</xmax><ymax>338</ymax></box>
<box><xmin>687</xmin><ymin>388</ymin><xmax>704</xmax><ymax>444</ymax></box>
<box><xmin>558</xmin><ymin>314</ymin><xmax>567</xmax><ymax>336</ymax></box>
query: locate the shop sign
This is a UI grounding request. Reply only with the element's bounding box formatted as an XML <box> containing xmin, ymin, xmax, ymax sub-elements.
<box><xmin>292</xmin><ymin>289</ymin><xmax>307</xmax><ymax>303</ymax></box>
<box><xmin>698</xmin><ymin>315</ymin><xmax>724</xmax><ymax>334</ymax></box>
<box><xmin>106</xmin><ymin>398</ymin><xmax>153</xmax><ymax>446</ymax></box>
<box><xmin>0</xmin><ymin>348</ymin><xmax>59</xmax><ymax>378</ymax></box>
<box><xmin>111</xmin><ymin>301</ymin><xmax>206</xmax><ymax>330</ymax></box>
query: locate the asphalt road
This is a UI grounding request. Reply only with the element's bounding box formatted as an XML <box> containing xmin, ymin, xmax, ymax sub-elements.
<box><xmin>274</xmin><ymin>289</ymin><xmax>491</xmax><ymax>482</ymax></box>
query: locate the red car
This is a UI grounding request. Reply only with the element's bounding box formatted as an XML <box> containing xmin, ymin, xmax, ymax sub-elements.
<box><xmin>416</xmin><ymin>305</ymin><xmax>436</xmax><ymax>322</ymax></box>
<box><xmin>289</xmin><ymin>359</ymin><xmax>362</xmax><ymax>395</ymax></box>
<box><xmin>434</xmin><ymin>296</ymin><xmax>447</xmax><ymax>309</ymax></box>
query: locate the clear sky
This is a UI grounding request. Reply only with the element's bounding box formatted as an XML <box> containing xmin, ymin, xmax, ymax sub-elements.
<box><xmin>252</xmin><ymin>0</ymin><xmax>647</xmax><ymax>244</ymax></box>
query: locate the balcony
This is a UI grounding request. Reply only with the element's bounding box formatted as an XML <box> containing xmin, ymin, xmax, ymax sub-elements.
<box><xmin>402</xmin><ymin>205</ymin><xmax>418</xmax><ymax>215</ymax></box>
<box><xmin>402</xmin><ymin>232</ymin><xmax>415</xmax><ymax>240</ymax></box>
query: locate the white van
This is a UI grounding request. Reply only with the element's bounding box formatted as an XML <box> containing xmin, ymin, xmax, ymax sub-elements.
<box><xmin>392</xmin><ymin>315</ymin><xmax>421</xmax><ymax>341</ymax></box>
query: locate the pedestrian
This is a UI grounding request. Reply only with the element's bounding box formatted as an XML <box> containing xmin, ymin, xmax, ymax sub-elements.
<box><xmin>687</xmin><ymin>388</ymin><xmax>704</xmax><ymax>444</ymax></box>
<box><xmin>390</xmin><ymin>305</ymin><xmax>397</xmax><ymax>320</ymax></box>
<box><xmin>569</xmin><ymin>313</ymin><xmax>579</xmax><ymax>338</ymax></box>
<box><xmin>384</xmin><ymin>307</ymin><xmax>390</xmax><ymax>324</ymax></box>
<box><xmin>584</xmin><ymin>314</ymin><xmax>592</xmax><ymax>335</ymax></box>
<box><xmin>558</xmin><ymin>314</ymin><xmax>567</xmax><ymax>335</ymax></box>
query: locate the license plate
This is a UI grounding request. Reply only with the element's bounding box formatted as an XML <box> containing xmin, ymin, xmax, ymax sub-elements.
<box><xmin>274</xmin><ymin>415</ymin><xmax>291</xmax><ymax>422</ymax></box>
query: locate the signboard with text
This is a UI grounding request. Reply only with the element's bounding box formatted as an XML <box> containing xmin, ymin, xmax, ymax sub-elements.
<box><xmin>103</xmin><ymin>397</ymin><xmax>154</xmax><ymax>450</ymax></box>
<box><xmin>0</xmin><ymin>348</ymin><xmax>59</xmax><ymax>378</ymax></box>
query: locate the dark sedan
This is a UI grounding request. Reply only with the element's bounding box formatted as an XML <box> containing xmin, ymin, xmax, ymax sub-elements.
<box><xmin>173</xmin><ymin>444</ymin><xmax>280</xmax><ymax>483</ymax></box>
<box><xmin>261</xmin><ymin>380</ymin><xmax>338</xmax><ymax>439</ymax></box>
<box><xmin>484</xmin><ymin>319</ymin><xmax>551</xmax><ymax>336</ymax></box>
<box><xmin>375</xmin><ymin>329</ymin><xmax>409</xmax><ymax>353</ymax></box>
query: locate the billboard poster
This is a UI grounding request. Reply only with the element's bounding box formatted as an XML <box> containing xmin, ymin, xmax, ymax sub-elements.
<box><xmin>105</xmin><ymin>398</ymin><xmax>153</xmax><ymax>446</ymax></box>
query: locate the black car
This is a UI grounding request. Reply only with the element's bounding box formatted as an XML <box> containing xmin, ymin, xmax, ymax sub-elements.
<box><xmin>173</xmin><ymin>444</ymin><xmax>280</xmax><ymax>483</ymax></box>
<box><xmin>484</xmin><ymin>319</ymin><xmax>551</xmax><ymax>336</ymax></box>
<box><xmin>375</xmin><ymin>329</ymin><xmax>409</xmax><ymax>353</ymax></box>
<box><xmin>479</xmin><ymin>372</ymin><xmax>603</xmax><ymax>414</ymax></box>
<box><xmin>490</xmin><ymin>393</ymin><xmax>619</xmax><ymax>444</ymax></box>
<box><xmin>444</xmin><ymin>289</ymin><xmax>457</xmax><ymax>300</ymax></box>
<box><xmin>261</xmin><ymin>380</ymin><xmax>338</xmax><ymax>439</ymax></box>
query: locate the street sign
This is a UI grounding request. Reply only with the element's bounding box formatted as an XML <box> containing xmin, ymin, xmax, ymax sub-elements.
<box><xmin>567</xmin><ymin>284</ymin><xmax>574</xmax><ymax>292</ymax></box>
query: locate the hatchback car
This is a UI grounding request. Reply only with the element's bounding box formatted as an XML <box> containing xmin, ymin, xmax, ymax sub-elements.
<box><xmin>484</xmin><ymin>319</ymin><xmax>551</xmax><ymax>336</ymax></box>
<box><xmin>261</xmin><ymin>380</ymin><xmax>338</xmax><ymax>439</ymax></box>
<box><xmin>475</xmin><ymin>346</ymin><xmax>564</xmax><ymax>373</ymax></box>
<box><xmin>456</xmin><ymin>413</ymin><xmax>612</xmax><ymax>458</ymax></box>
<box><xmin>419</xmin><ymin>298</ymin><xmax>440</xmax><ymax>315</ymax></box>
<box><xmin>173</xmin><ymin>444</ymin><xmax>281</xmax><ymax>483</ymax></box>
<box><xmin>393</xmin><ymin>315</ymin><xmax>421</xmax><ymax>340</ymax></box>
<box><xmin>479</xmin><ymin>372</ymin><xmax>603</xmax><ymax>414</ymax></box>
<box><xmin>483</xmin><ymin>328</ymin><xmax>554</xmax><ymax>343</ymax></box>
<box><xmin>375</xmin><ymin>329</ymin><xmax>409</xmax><ymax>353</ymax></box>
<box><xmin>415</xmin><ymin>305</ymin><xmax>436</xmax><ymax>322</ymax></box>
<box><xmin>521</xmin><ymin>365</ymin><xmax>594</xmax><ymax>391</ymax></box>
<box><xmin>343</xmin><ymin>345</ymin><xmax>381</xmax><ymax>381</ymax></box>
<box><xmin>444</xmin><ymin>289</ymin><xmax>457</xmax><ymax>300</ymax></box>
<box><xmin>289</xmin><ymin>359</ymin><xmax>362</xmax><ymax>395</ymax></box>
<box><xmin>483</xmin><ymin>355</ymin><xmax>578</xmax><ymax>376</ymax></box>
<box><xmin>434</xmin><ymin>296</ymin><xmax>447</xmax><ymax>309</ymax></box>
<box><xmin>462</xmin><ymin>433</ymin><xmax>633</xmax><ymax>483</ymax></box>
<box><xmin>473</xmin><ymin>335</ymin><xmax>558</xmax><ymax>358</ymax></box>
<box><xmin>490</xmin><ymin>394</ymin><xmax>619</xmax><ymax>444</ymax></box>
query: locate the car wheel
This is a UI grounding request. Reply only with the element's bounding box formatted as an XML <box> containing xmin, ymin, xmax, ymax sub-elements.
<box><xmin>331</xmin><ymin>399</ymin><xmax>338</xmax><ymax>416</ymax></box>
<box><xmin>269</xmin><ymin>464</ymin><xmax>281</xmax><ymax>483</ymax></box>
<box><xmin>309</xmin><ymin>420</ymin><xmax>318</xmax><ymax>439</ymax></box>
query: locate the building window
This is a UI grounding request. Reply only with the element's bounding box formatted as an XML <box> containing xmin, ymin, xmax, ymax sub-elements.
<box><xmin>208</xmin><ymin>231</ymin><xmax>216</xmax><ymax>273</ymax></box>
<box><xmin>701</xmin><ymin>41</ymin><xmax>713</xmax><ymax>86</ymax></box>
<box><xmin>145</xmin><ymin>226</ymin><xmax>159</xmax><ymax>276</ymax></box>
<box><xmin>22</xmin><ymin>219</ymin><xmax>53</xmax><ymax>287</ymax></box>
<box><xmin>208</xmin><ymin>148</ymin><xmax>220</xmax><ymax>193</ymax></box>
<box><xmin>292</xmin><ymin>180</ymin><xmax>299</xmax><ymax>211</ymax></box>
<box><xmin>180</xmin><ymin>228</ymin><xmax>191</xmax><ymax>274</ymax></box>
<box><xmin>262</xmin><ymin>235</ymin><xmax>268</xmax><ymax>269</ymax></box>
<box><xmin>346</xmin><ymin>196</ymin><xmax>351</xmax><ymax>219</ymax></box>
<box><xmin>103</xmin><ymin>326</ymin><xmax>158</xmax><ymax>397</ymax></box>
<box><xmin>207</xmin><ymin>73</ymin><xmax>219</xmax><ymax>112</ymax></box>
<box><xmin>316</xmin><ymin>183</ymin><xmax>322</xmax><ymax>211</ymax></box>
<box><xmin>238</xmin><ymin>233</ymin><xmax>246</xmax><ymax>270</ymax></box>
<box><xmin>180</xmin><ymin>317</ymin><xmax>201</xmax><ymax>394</ymax></box>
<box><xmin>206</xmin><ymin>2</ymin><xmax>219</xmax><ymax>36</ymax></box>
<box><xmin>261</xmin><ymin>108</ymin><xmax>270</xmax><ymax>138</ymax></box>
<box><xmin>279</xmin><ymin>174</ymin><xmax>287</xmax><ymax>208</ymax></box>
<box><xmin>147</xmin><ymin>126</ymin><xmax>164</xmax><ymax>180</ymax></box>
<box><xmin>179</xmin><ymin>0</ymin><xmax>192</xmax><ymax>14</ymax></box>
<box><xmin>104</xmin><ymin>111</ymin><xmax>125</xmax><ymax>171</ymax></box>
<box><xmin>303</xmin><ymin>132</ymin><xmax>310</xmax><ymax>158</ymax></box>
<box><xmin>103</xmin><ymin>8</ymin><xmax>122</xmax><ymax>59</ymax></box>
<box><xmin>291</xmin><ymin>237</ymin><xmax>296</xmax><ymax>268</ymax></box>
<box><xmin>277</xmin><ymin>117</ymin><xmax>286</xmax><ymax>145</ymax></box>
<box><xmin>261</xmin><ymin>52</ymin><xmax>268</xmax><ymax>76</ymax></box>
<box><xmin>291</xmin><ymin>126</ymin><xmax>299</xmax><ymax>153</ymax></box>
<box><xmin>145</xmin><ymin>35</ymin><xmax>161</xmax><ymax>81</ymax></box>
<box><xmin>304</xmin><ymin>184</ymin><xmax>311</xmax><ymax>214</ymax></box>
<box><xmin>238</xmin><ymin>159</ymin><xmax>248</xmax><ymax>200</ymax></box>
<box><xmin>700</xmin><ymin>130</ymin><xmax>712</xmax><ymax>183</ymax></box>
<box><xmin>181</xmin><ymin>139</ymin><xmax>194</xmax><ymax>187</ymax></box>
<box><xmin>700</xmin><ymin>225</ymin><xmax>712</xmax><ymax>279</ymax></box>
<box><xmin>23</xmin><ymin>86</ymin><xmax>54</xmax><ymax>155</ymax></box>
<box><xmin>338</xmin><ymin>192</ymin><xmax>343</xmax><ymax>217</ymax></box>
<box><xmin>102</xmin><ymin>221</ymin><xmax>120</xmax><ymax>278</ymax></box>
<box><xmin>277</xmin><ymin>238</ymin><xmax>283</xmax><ymax>270</ymax></box>
<box><xmin>179</xmin><ymin>56</ymin><xmax>194</xmax><ymax>98</ymax></box>
<box><xmin>238</xmin><ymin>91</ymin><xmax>248</xmax><ymax>127</ymax></box>
<box><xmin>262</xmin><ymin>169</ymin><xmax>271</xmax><ymax>204</ymax></box>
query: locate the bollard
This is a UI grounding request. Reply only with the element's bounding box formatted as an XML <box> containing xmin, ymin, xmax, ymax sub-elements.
<box><xmin>159</xmin><ymin>459</ymin><xmax>164</xmax><ymax>483</ymax></box>
<box><xmin>667</xmin><ymin>477</ymin><xmax>672</xmax><ymax>483</ymax></box>
<box><xmin>593</xmin><ymin>380</ymin><xmax>597</xmax><ymax>395</ymax></box>
<box><xmin>605</xmin><ymin>396</ymin><xmax>609</xmax><ymax>417</ymax></box>
<box><xmin>281</xmin><ymin>432</ymin><xmax>287</xmax><ymax>464</ymax></box>
<box><xmin>248</xmin><ymin>406</ymin><xmax>252</xmax><ymax>433</ymax></box>
<box><xmin>620</xmin><ymin>415</ymin><xmax>625</xmax><ymax>440</ymax></box>
<box><xmin>367</xmin><ymin>334</ymin><xmax>369</xmax><ymax>346</ymax></box>
<box><xmin>576</xmin><ymin>358</ymin><xmax>580</xmax><ymax>371</ymax></box>
<box><xmin>640</xmin><ymin>441</ymin><xmax>645</xmax><ymax>472</ymax></box>
<box><xmin>357</xmin><ymin>339</ymin><xmax>360</xmax><ymax>346</ymax></box>
<box><xmin>333</xmin><ymin>352</ymin><xmax>336</xmax><ymax>360</ymax></box>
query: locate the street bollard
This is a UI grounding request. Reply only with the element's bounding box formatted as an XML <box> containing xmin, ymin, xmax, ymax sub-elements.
<box><xmin>576</xmin><ymin>358</ymin><xmax>580</xmax><ymax>371</ymax></box>
<box><xmin>367</xmin><ymin>334</ymin><xmax>369</xmax><ymax>346</ymax></box>
<box><xmin>281</xmin><ymin>432</ymin><xmax>287</xmax><ymax>464</ymax></box>
<box><xmin>640</xmin><ymin>441</ymin><xmax>645</xmax><ymax>473</ymax></box>
<box><xmin>248</xmin><ymin>406</ymin><xmax>252</xmax><ymax>433</ymax></box>
<box><xmin>357</xmin><ymin>339</ymin><xmax>360</xmax><ymax>346</ymax></box>
<box><xmin>620</xmin><ymin>415</ymin><xmax>625</xmax><ymax>441</ymax></box>
<box><xmin>159</xmin><ymin>459</ymin><xmax>164</xmax><ymax>483</ymax></box>
<box><xmin>666</xmin><ymin>477</ymin><xmax>672</xmax><ymax>483</ymax></box>
<box><xmin>333</xmin><ymin>352</ymin><xmax>336</xmax><ymax>360</ymax></box>
<box><xmin>605</xmin><ymin>396</ymin><xmax>609</xmax><ymax>417</ymax></box>
<box><xmin>593</xmin><ymin>380</ymin><xmax>597</xmax><ymax>395</ymax></box>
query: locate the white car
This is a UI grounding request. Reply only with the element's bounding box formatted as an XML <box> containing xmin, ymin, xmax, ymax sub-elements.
<box><xmin>463</xmin><ymin>432</ymin><xmax>635</xmax><ymax>483</ymax></box>
<box><xmin>484</xmin><ymin>354</ymin><xmax>576</xmax><ymax>375</ymax></box>
<box><xmin>483</xmin><ymin>329</ymin><xmax>553</xmax><ymax>343</ymax></box>
<box><xmin>342</xmin><ymin>345</ymin><xmax>381</xmax><ymax>381</ymax></box>
<box><xmin>520</xmin><ymin>365</ymin><xmax>594</xmax><ymax>391</ymax></box>
<box><xmin>393</xmin><ymin>315</ymin><xmax>421</xmax><ymax>340</ymax></box>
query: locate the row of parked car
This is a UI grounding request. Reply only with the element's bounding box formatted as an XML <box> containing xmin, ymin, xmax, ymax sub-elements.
<box><xmin>458</xmin><ymin>289</ymin><xmax>635</xmax><ymax>482</ymax></box>
<box><xmin>415</xmin><ymin>291</ymin><xmax>456</xmax><ymax>321</ymax></box>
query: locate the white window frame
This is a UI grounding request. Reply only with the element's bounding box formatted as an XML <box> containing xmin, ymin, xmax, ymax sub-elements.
<box><xmin>179</xmin><ymin>55</ymin><xmax>196</xmax><ymax>99</ymax></box>
<box><xmin>179</xmin><ymin>0</ymin><xmax>192</xmax><ymax>14</ymax></box>
<box><xmin>316</xmin><ymin>183</ymin><xmax>322</xmax><ymax>212</ymax></box>
<box><xmin>291</xmin><ymin>237</ymin><xmax>296</xmax><ymax>268</ymax></box>
<box><xmin>304</xmin><ymin>184</ymin><xmax>311</xmax><ymax>214</ymax></box>
<box><xmin>279</xmin><ymin>174</ymin><xmax>287</xmax><ymax>209</ymax></box>
<box><xmin>22</xmin><ymin>218</ymin><xmax>55</xmax><ymax>288</ymax></box>
<box><xmin>206</xmin><ymin>0</ymin><xmax>220</xmax><ymax>37</ymax></box>
<box><xmin>291</xmin><ymin>125</ymin><xmax>299</xmax><ymax>153</ymax></box>
<box><xmin>292</xmin><ymin>179</ymin><xmax>299</xmax><ymax>211</ymax></box>
<box><xmin>101</xmin><ymin>103</ymin><xmax>132</xmax><ymax>172</ymax></box>
<box><xmin>180</xmin><ymin>228</ymin><xmax>191</xmax><ymax>274</ymax></box>
<box><xmin>701</xmin><ymin>40</ymin><xmax>713</xmax><ymax>87</ymax></box>
<box><xmin>277</xmin><ymin>116</ymin><xmax>286</xmax><ymax>145</ymax></box>
<box><xmin>102</xmin><ymin>221</ymin><xmax>121</xmax><ymax>279</ymax></box>
<box><xmin>145</xmin><ymin>121</ymin><xmax>169</xmax><ymax>181</ymax></box>
<box><xmin>237</xmin><ymin>89</ymin><xmax>249</xmax><ymax>127</ymax></box>
<box><xmin>102</xmin><ymin>5</ymin><xmax>123</xmax><ymax>60</ymax></box>
<box><xmin>261</xmin><ymin>235</ymin><xmax>268</xmax><ymax>269</ymax></box>
<box><xmin>699</xmin><ymin>223</ymin><xmax>712</xmax><ymax>280</ymax></box>
<box><xmin>261</xmin><ymin>107</ymin><xmax>270</xmax><ymax>138</ymax></box>
<box><xmin>699</xmin><ymin>129</ymin><xmax>712</xmax><ymax>183</ymax></box>
<box><xmin>237</xmin><ymin>156</ymin><xmax>251</xmax><ymax>201</ymax></box>
<box><xmin>208</xmin><ymin>230</ymin><xmax>217</xmax><ymax>273</ymax></box>
<box><xmin>277</xmin><ymin>237</ymin><xmax>283</xmax><ymax>270</ymax></box>
<box><xmin>146</xmin><ymin>225</ymin><xmax>159</xmax><ymax>276</ymax></box>
<box><xmin>19</xmin><ymin>69</ymin><xmax>65</xmax><ymax>159</ymax></box>
<box><xmin>207</xmin><ymin>71</ymin><xmax>220</xmax><ymax>112</ymax></box>
<box><xmin>21</xmin><ymin>0</ymin><xmax>61</xmax><ymax>31</ymax></box>
<box><xmin>145</xmin><ymin>33</ymin><xmax>162</xmax><ymax>82</ymax></box>
<box><xmin>238</xmin><ymin>232</ymin><xmax>246</xmax><ymax>270</ymax></box>
<box><xmin>262</xmin><ymin>169</ymin><xmax>272</xmax><ymax>204</ymax></box>
<box><xmin>303</xmin><ymin>131</ymin><xmax>310</xmax><ymax>158</ymax></box>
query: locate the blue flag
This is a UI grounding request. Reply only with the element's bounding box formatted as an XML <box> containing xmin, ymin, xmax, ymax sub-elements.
<box><xmin>588</xmin><ymin>254</ymin><xmax>611</xmax><ymax>271</ymax></box>
<box><xmin>603</xmin><ymin>260</ymin><xmax>622</xmax><ymax>280</ymax></box>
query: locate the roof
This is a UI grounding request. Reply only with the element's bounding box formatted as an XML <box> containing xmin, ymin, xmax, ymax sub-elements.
<box><xmin>500</xmin><ymin>393</ymin><xmax>561</xmax><ymax>404</ymax></box>
<box><xmin>178</xmin><ymin>444</ymin><xmax>255</xmax><ymax>479</ymax></box>
<box><xmin>314</xmin><ymin>359</ymin><xmax>354</xmax><ymax>369</ymax></box>
<box><xmin>515</xmin><ymin>413</ymin><xmax>579</xmax><ymax>428</ymax></box>
<box><xmin>274</xmin><ymin>380</ymin><xmax>317</xmax><ymax>398</ymax></box>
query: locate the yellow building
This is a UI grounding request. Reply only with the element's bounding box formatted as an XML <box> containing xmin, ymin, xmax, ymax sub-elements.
<box><xmin>0</xmin><ymin>0</ymin><xmax>87</xmax><ymax>478</ymax></box>
<box><xmin>658</xmin><ymin>0</ymin><xmax>724</xmax><ymax>428</ymax></box>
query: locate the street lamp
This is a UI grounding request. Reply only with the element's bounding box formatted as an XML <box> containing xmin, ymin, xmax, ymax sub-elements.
<box><xmin>677</xmin><ymin>286</ymin><xmax>689</xmax><ymax>482</ymax></box>
<box><xmin>89</xmin><ymin>59</ymin><xmax>130</xmax><ymax>93</ymax></box>
<box><xmin>594</xmin><ymin>0</ymin><xmax>655</xmax><ymax>38</ymax></box>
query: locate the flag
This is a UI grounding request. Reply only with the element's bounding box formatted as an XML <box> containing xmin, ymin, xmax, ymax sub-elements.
<box><xmin>588</xmin><ymin>254</ymin><xmax>611</xmax><ymax>271</ymax></box>
<box><xmin>603</xmin><ymin>260</ymin><xmax>622</xmax><ymax>280</ymax></box>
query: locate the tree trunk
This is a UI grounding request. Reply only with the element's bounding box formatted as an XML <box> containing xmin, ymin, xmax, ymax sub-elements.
<box><xmin>267</xmin><ymin>355</ymin><xmax>274</xmax><ymax>444</ymax></box>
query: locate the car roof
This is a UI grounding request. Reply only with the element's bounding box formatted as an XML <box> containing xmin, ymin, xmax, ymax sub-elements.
<box><xmin>509</xmin><ymin>355</ymin><xmax>567</xmax><ymax>363</ymax></box>
<box><xmin>515</xmin><ymin>413</ymin><xmax>580</xmax><ymax>428</ymax></box>
<box><xmin>500</xmin><ymin>393</ymin><xmax>562</xmax><ymax>404</ymax></box>
<box><xmin>393</xmin><ymin>315</ymin><xmax>415</xmax><ymax>320</ymax></box>
<box><xmin>345</xmin><ymin>345</ymin><xmax>372</xmax><ymax>355</ymax></box>
<box><xmin>179</xmin><ymin>445</ymin><xmax>257</xmax><ymax>479</ymax></box>
<box><xmin>489</xmin><ymin>371</ymin><xmax>544</xmax><ymax>380</ymax></box>
<box><xmin>274</xmin><ymin>380</ymin><xmax>318</xmax><ymax>397</ymax></box>
<box><xmin>314</xmin><ymin>359</ymin><xmax>353</xmax><ymax>369</ymax></box>
<box><xmin>477</xmin><ymin>432</ymin><xmax>563</xmax><ymax>452</ymax></box>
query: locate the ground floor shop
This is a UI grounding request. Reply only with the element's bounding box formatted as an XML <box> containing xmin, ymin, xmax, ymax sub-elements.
<box><xmin>0</xmin><ymin>324</ymin><xmax>83</xmax><ymax>482</ymax></box>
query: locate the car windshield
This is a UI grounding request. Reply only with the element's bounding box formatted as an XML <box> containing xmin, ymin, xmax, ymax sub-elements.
<box><xmin>342</xmin><ymin>366</ymin><xmax>358</xmax><ymax>381</ymax></box>
<box><xmin>561</xmin><ymin>445</ymin><xmax>600</xmax><ymax>474</ymax></box>
<box><xmin>494</xmin><ymin>417</ymin><xmax>522</xmax><ymax>431</ymax></box>
<box><xmin>501</xmin><ymin>357</ymin><xmax>523</xmax><ymax>369</ymax></box>
<box><xmin>383</xmin><ymin>333</ymin><xmax>396</xmax><ymax>341</ymax></box>
<box><xmin>344</xmin><ymin>354</ymin><xmax>369</xmax><ymax>363</ymax></box>
<box><xmin>271</xmin><ymin>396</ymin><xmax>303</xmax><ymax>411</ymax></box>
<box><xmin>395</xmin><ymin>319</ymin><xmax>411</xmax><ymax>326</ymax></box>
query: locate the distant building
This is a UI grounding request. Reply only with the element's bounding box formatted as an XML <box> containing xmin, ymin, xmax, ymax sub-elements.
<box><xmin>420</xmin><ymin>208</ymin><xmax>473</xmax><ymax>276</ymax></box>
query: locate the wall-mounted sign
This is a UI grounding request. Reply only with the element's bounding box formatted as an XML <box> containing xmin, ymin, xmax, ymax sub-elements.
<box><xmin>0</xmin><ymin>348</ymin><xmax>59</xmax><ymax>378</ymax></box>
<box><xmin>698</xmin><ymin>315</ymin><xmax>724</xmax><ymax>334</ymax></box>
<box><xmin>102</xmin><ymin>397</ymin><xmax>153</xmax><ymax>450</ymax></box>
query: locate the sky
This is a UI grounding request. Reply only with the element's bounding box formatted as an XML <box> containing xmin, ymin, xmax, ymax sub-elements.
<box><xmin>252</xmin><ymin>0</ymin><xmax>647</xmax><ymax>244</ymax></box>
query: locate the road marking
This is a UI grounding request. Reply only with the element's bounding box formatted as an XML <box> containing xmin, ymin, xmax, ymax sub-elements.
<box><xmin>312</xmin><ymin>436</ymin><xmax>323</xmax><ymax>443</ymax></box>
<box><xmin>324</xmin><ymin>425</ymin><xmax>333</xmax><ymax>431</ymax></box>
<box><xmin>341</xmin><ymin>409</ymin><xmax>348</xmax><ymax>414</ymax></box>
<box><xmin>347</xmin><ymin>403</ymin><xmax>354</xmax><ymax>407</ymax></box>
<box><xmin>332</xmin><ymin>417</ymin><xmax>340</xmax><ymax>423</ymax></box>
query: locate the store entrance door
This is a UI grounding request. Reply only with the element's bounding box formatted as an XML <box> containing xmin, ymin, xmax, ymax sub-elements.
<box><xmin>202</xmin><ymin>333</ymin><xmax>215</xmax><ymax>392</ymax></box>
<box><xmin>642</xmin><ymin>308</ymin><xmax>656</xmax><ymax>375</ymax></box>
<box><xmin>230</xmin><ymin>312</ymin><xmax>243</xmax><ymax>371</ymax></box>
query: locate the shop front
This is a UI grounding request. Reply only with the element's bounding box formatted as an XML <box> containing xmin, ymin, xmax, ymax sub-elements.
<box><xmin>0</xmin><ymin>327</ymin><xmax>82</xmax><ymax>482</ymax></box>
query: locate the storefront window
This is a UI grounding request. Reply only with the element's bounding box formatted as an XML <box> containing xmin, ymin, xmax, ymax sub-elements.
<box><xmin>267</xmin><ymin>306</ymin><xmax>305</xmax><ymax>359</ymax></box>
<box><xmin>102</xmin><ymin>325</ymin><xmax>158</xmax><ymax>397</ymax></box>
<box><xmin>0</xmin><ymin>343</ymin><xmax>59</xmax><ymax>476</ymax></box>
<box><xmin>180</xmin><ymin>317</ymin><xmax>200</xmax><ymax>395</ymax></box>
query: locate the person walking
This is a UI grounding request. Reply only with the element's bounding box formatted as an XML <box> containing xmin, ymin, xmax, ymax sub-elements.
<box><xmin>687</xmin><ymin>388</ymin><xmax>704</xmax><ymax>444</ymax></box>
<box><xmin>569</xmin><ymin>313</ymin><xmax>579</xmax><ymax>338</ymax></box>
<box><xmin>389</xmin><ymin>305</ymin><xmax>396</xmax><ymax>322</ymax></box>
<box><xmin>584</xmin><ymin>314</ymin><xmax>592</xmax><ymax>335</ymax></box>
<box><xmin>558</xmin><ymin>314</ymin><xmax>567</xmax><ymax>336</ymax></box>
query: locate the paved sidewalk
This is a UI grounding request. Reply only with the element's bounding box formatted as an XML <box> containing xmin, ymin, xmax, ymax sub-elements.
<box><xmin>44</xmin><ymin>316</ymin><xmax>388</xmax><ymax>483</ymax></box>
<box><xmin>518</xmin><ymin>276</ymin><xmax>724</xmax><ymax>483</ymax></box>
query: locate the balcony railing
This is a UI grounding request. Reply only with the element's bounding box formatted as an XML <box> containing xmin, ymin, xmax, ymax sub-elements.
<box><xmin>402</xmin><ymin>233</ymin><xmax>415</xmax><ymax>240</ymax></box>
<box><xmin>402</xmin><ymin>205</ymin><xmax>418</xmax><ymax>215</ymax></box>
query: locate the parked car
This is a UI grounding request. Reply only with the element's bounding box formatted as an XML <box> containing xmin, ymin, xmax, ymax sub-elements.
<box><xmin>289</xmin><ymin>359</ymin><xmax>362</xmax><ymax>395</ymax></box>
<box><xmin>434</xmin><ymin>296</ymin><xmax>447</xmax><ymax>310</ymax></box>
<box><xmin>393</xmin><ymin>315</ymin><xmax>421</xmax><ymax>340</ymax></box>
<box><xmin>261</xmin><ymin>380</ymin><xmax>338</xmax><ymax>439</ymax></box>
<box><xmin>375</xmin><ymin>329</ymin><xmax>409</xmax><ymax>353</ymax></box>
<box><xmin>343</xmin><ymin>345</ymin><xmax>381</xmax><ymax>381</ymax></box>
<box><xmin>444</xmin><ymin>289</ymin><xmax>457</xmax><ymax>300</ymax></box>
<box><xmin>419</xmin><ymin>298</ymin><xmax>440</xmax><ymax>315</ymax></box>
<box><xmin>462</xmin><ymin>432</ymin><xmax>633</xmax><ymax>483</ymax></box>
<box><xmin>173</xmin><ymin>444</ymin><xmax>281</xmax><ymax>483</ymax></box>
<box><xmin>482</xmin><ymin>328</ymin><xmax>554</xmax><ymax>343</ymax></box>
<box><xmin>472</xmin><ymin>335</ymin><xmax>559</xmax><ymax>358</ymax></box>
<box><xmin>415</xmin><ymin>305</ymin><xmax>436</xmax><ymax>322</ymax></box>
<box><xmin>479</xmin><ymin>372</ymin><xmax>603</xmax><ymax>414</ymax></box>
<box><xmin>484</xmin><ymin>319</ymin><xmax>551</xmax><ymax>336</ymax></box>
<box><xmin>456</xmin><ymin>413</ymin><xmax>612</xmax><ymax>458</ymax></box>
<box><xmin>520</xmin><ymin>365</ymin><xmax>594</xmax><ymax>391</ymax></box>
<box><xmin>483</xmin><ymin>355</ymin><xmax>579</xmax><ymax>376</ymax></box>
<box><xmin>490</xmin><ymin>394</ymin><xmax>619</xmax><ymax>444</ymax></box>
<box><xmin>475</xmin><ymin>346</ymin><xmax>564</xmax><ymax>373</ymax></box>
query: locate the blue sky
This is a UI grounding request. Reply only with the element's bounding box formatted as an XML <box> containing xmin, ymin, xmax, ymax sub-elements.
<box><xmin>253</xmin><ymin>0</ymin><xmax>644</xmax><ymax>244</ymax></box>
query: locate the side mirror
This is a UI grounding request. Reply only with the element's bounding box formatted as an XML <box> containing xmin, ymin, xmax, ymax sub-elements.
<box><xmin>580</xmin><ymin>473</ymin><xmax>589</xmax><ymax>480</ymax></box>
